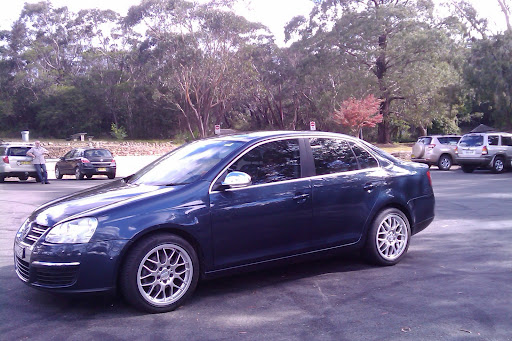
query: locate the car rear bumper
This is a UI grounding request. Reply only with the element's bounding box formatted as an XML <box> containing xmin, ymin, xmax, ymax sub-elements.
<box><xmin>456</xmin><ymin>156</ymin><xmax>492</xmax><ymax>167</ymax></box>
<box><xmin>81</xmin><ymin>165</ymin><xmax>116</xmax><ymax>176</ymax></box>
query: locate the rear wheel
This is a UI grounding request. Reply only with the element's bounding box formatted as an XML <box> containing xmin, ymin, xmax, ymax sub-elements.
<box><xmin>0</xmin><ymin>175</ymin><xmax>4</xmax><ymax>183</ymax></box>
<box><xmin>437</xmin><ymin>155</ymin><xmax>452</xmax><ymax>171</ymax></box>
<box><xmin>120</xmin><ymin>234</ymin><xmax>199</xmax><ymax>313</ymax></box>
<box><xmin>75</xmin><ymin>167</ymin><xmax>84</xmax><ymax>180</ymax></box>
<box><xmin>18</xmin><ymin>175</ymin><xmax>28</xmax><ymax>181</ymax></box>
<box><xmin>55</xmin><ymin>166</ymin><xmax>63</xmax><ymax>179</ymax></box>
<box><xmin>492</xmin><ymin>157</ymin><xmax>505</xmax><ymax>173</ymax></box>
<box><xmin>461</xmin><ymin>165</ymin><xmax>475</xmax><ymax>173</ymax></box>
<box><xmin>107</xmin><ymin>172</ymin><xmax>116</xmax><ymax>179</ymax></box>
<box><xmin>364</xmin><ymin>208</ymin><xmax>411</xmax><ymax>266</ymax></box>
<box><xmin>86</xmin><ymin>174</ymin><xmax>93</xmax><ymax>179</ymax></box>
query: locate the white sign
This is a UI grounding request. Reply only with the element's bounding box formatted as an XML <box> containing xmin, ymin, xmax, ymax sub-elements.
<box><xmin>214</xmin><ymin>124</ymin><xmax>221</xmax><ymax>135</ymax></box>
<box><xmin>310</xmin><ymin>121</ymin><xmax>316</xmax><ymax>131</ymax></box>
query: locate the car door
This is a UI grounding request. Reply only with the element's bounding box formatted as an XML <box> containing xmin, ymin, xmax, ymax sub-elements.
<box><xmin>209</xmin><ymin>138</ymin><xmax>312</xmax><ymax>269</ymax></box>
<box><xmin>308</xmin><ymin>138</ymin><xmax>384</xmax><ymax>248</ymax></box>
<box><xmin>59</xmin><ymin>150</ymin><xmax>75</xmax><ymax>174</ymax></box>
<box><xmin>501</xmin><ymin>135</ymin><xmax>512</xmax><ymax>167</ymax></box>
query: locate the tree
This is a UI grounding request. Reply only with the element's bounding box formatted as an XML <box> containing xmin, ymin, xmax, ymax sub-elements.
<box><xmin>332</xmin><ymin>95</ymin><xmax>382</xmax><ymax>137</ymax></box>
<box><xmin>286</xmin><ymin>0</ymin><xmax>464</xmax><ymax>142</ymax></box>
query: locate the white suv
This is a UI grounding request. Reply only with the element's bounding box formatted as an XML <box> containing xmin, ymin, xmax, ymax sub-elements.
<box><xmin>0</xmin><ymin>142</ymin><xmax>37</xmax><ymax>182</ymax></box>
<box><xmin>455</xmin><ymin>132</ymin><xmax>512</xmax><ymax>173</ymax></box>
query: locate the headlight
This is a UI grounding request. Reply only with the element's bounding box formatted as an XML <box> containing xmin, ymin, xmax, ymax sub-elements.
<box><xmin>45</xmin><ymin>217</ymin><xmax>98</xmax><ymax>244</ymax></box>
<box><xmin>16</xmin><ymin>218</ymin><xmax>30</xmax><ymax>239</ymax></box>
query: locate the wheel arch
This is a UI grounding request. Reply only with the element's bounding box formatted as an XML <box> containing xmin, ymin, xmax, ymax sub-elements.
<box><xmin>361</xmin><ymin>201</ymin><xmax>412</xmax><ymax>246</ymax></box>
<box><xmin>115</xmin><ymin>226</ymin><xmax>206</xmax><ymax>289</ymax></box>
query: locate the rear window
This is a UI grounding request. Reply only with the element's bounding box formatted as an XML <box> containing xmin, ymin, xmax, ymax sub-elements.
<box><xmin>437</xmin><ymin>137</ymin><xmax>460</xmax><ymax>145</ymax></box>
<box><xmin>84</xmin><ymin>149</ymin><xmax>112</xmax><ymax>158</ymax></box>
<box><xmin>459</xmin><ymin>135</ymin><xmax>484</xmax><ymax>147</ymax></box>
<box><xmin>8</xmin><ymin>147</ymin><xmax>31</xmax><ymax>156</ymax></box>
<box><xmin>417</xmin><ymin>137</ymin><xmax>432</xmax><ymax>145</ymax></box>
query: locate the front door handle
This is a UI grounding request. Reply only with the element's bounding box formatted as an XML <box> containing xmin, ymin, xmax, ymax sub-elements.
<box><xmin>363</xmin><ymin>182</ymin><xmax>376</xmax><ymax>191</ymax></box>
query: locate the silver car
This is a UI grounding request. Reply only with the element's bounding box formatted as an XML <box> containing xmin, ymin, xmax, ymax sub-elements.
<box><xmin>455</xmin><ymin>132</ymin><xmax>512</xmax><ymax>173</ymax></box>
<box><xmin>0</xmin><ymin>142</ymin><xmax>37</xmax><ymax>182</ymax></box>
<box><xmin>411</xmin><ymin>135</ymin><xmax>461</xmax><ymax>170</ymax></box>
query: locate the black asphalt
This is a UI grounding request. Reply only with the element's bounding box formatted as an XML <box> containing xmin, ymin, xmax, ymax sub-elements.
<box><xmin>1</xmin><ymin>169</ymin><xmax>511</xmax><ymax>340</ymax></box>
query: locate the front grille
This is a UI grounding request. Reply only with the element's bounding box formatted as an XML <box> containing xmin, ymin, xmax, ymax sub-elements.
<box><xmin>34</xmin><ymin>265</ymin><xmax>79</xmax><ymax>287</ymax></box>
<box><xmin>23</xmin><ymin>223</ymin><xmax>51</xmax><ymax>246</ymax></box>
<box><xmin>15</xmin><ymin>256</ymin><xmax>30</xmax><ymax>281</ymax></box>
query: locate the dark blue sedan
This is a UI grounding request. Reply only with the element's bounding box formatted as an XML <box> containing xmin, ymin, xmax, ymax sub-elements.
<box><xmin>14</xmin><ymin>131</ymin><xmax>435</xmax><ymax>313</ymax></box>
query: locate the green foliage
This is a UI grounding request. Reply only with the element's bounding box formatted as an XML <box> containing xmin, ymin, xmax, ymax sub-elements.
<box><xmin>110</xmin><ymin>123</ymin><xmax>128</xmax><ymax>140</ymax></box>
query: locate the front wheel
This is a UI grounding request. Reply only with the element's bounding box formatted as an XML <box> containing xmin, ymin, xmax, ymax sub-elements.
<box><xmin>492</xmin><ymin>157</ymin><xmax>505</xmax><ymax>173</ymax></box>
<box><xmin>55</xmin><ymin>166</ymin><xmax>63</xmax><ymax>179</ymax></box>
<box><xmin>120</xmin><ymin>234</ymin><xmax>199</xmax><ymax>313</ymax></box>
<box><xmin>437</xmin><ymin>155</ymin><xmax>452</xmax><ymax>171</ymax></box>
<box><xmin>364</xmin><ymin>208</ymin><xmax>411</xmax><ymax>266</ymax></box>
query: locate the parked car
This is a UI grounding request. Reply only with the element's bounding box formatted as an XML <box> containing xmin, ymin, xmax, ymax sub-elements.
<box><xmin>411</xmin><ymin>135</ymin><xmax>461</xmax><ymax>170</ymax></box>
<box><xmin>455</xmin><ymin>132</ymin><xmax>512</xmax><ymax>173</ymax></box>
<box><xmin>14</xmin><ymin>131</ymin><xmax>435</xmax><ymax>313</ymax></box>
<box><xmin>0</xmin><ymin>142</ymin><xmax>37</xmax><ymax>182</ymax></box>
<box><xmin>55</xmin><ymin>148</ymin><xmax>116</xmax><ymax>180</ymax></box>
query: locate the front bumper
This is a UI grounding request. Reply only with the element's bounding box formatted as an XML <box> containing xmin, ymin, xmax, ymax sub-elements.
<box><xmin>14</xmin><ymin>237</ymin><xmax>129</xmax><ymax>292</ymax></box>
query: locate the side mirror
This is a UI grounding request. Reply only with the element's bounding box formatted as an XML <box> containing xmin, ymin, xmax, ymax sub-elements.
<box><xmin>59</xmin><ymin>157</ymin><xmax>65</xmax><ymax>161</ymax></box>
<box><xmin>221</xmin><ymin>171</ymin><xmax>252</xmax><ymax>188</ymax></box>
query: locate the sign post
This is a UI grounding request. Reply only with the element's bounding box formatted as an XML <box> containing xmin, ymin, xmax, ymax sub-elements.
<box><xmin>214</xmin><ymin>124</ymin><xmax>221</xmax><ymax>135</ymax></box>
<box><xmin>309</xmin><ymin>121</ymin><xmax>316</xmax><ymax>131</ymax></box>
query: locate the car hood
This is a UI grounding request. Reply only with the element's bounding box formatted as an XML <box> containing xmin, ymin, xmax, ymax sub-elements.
<box><xmin>31</xmin><ymin>180</ymin><xmax>180</xmax><ymax>227</ymax></box>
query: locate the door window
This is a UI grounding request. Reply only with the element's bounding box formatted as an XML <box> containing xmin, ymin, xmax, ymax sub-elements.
<box><xmin>501</xmin><ymin>136</ymin><xmax>512</xmax><ymax>146</ymax></box>
<box><xmin>310</xmin><ymin>138</ymin><xmax>358</xmax><ymax>175</ymax></box>
<box><xmin>230</xmin><ymin>139</ymin><xmax>301</xmax><ymax>185</ymax></box>
<box><xmin>488</xmin><ymin>135</ymin><xmax>499</xmax><ymax>146</ymax></box>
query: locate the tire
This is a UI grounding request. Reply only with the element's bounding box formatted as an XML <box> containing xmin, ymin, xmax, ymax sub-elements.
<box><xmin>437</xmin><ymin>154</ymin><xmax>452</xmax><ymax>171</ymax></box>
<box><xmin>86</xmin><ymin>174</ymin><xmax>93</xmax><ymax>179</ymax></box>
<box><xmin>461</xmin><ymin>165</ymin><xmax>475</xmax><ymax>173</ymax></box>
<box><xmin>75</xmin><ymin>167</ymin><xmax>84</xmax><ymax>180</ymax></box>
<box><xmin>0</xmin><ymin>175</ymin><xmax>4</xmax><ymax>183</ymax></box>
<box><xmin>120</xmin><ymin>234</ymin><xmax>199</xmax><ymax>313</ymax></box>
<box><xmin>18</xmin><ymin>175</ymin><xmax>28</xmax><ymax>181</ymax></box>
<box><xmin>55</xmin><ymin>166</ymin><xmax>63</xmax><ymax>179</ymax></box>
<box><xmin>107</xmin><ymin>172</ymin><xmax>116</xmax><ymax>179</ymax></box>
<box><xmin>491</xmin><ymin>157</ymin><xmax>505</xmax><ymax>173</ymax></box>
<box><xmin>364</xmin><ymin>208</ymin><xmax>411</xmax><ymax>266</ymax></box>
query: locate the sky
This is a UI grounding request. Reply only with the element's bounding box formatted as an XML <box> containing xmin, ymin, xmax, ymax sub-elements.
<box><xmin>0</xmin><ymin>0</ymin><xmax>508</xmax><ymax>45</ymax></box>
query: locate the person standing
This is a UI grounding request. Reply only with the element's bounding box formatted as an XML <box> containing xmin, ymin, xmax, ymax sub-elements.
<box><xmin>27</xmin><ymin>140</ymin><xmax>50</xmax><ymax>184</ymax></box>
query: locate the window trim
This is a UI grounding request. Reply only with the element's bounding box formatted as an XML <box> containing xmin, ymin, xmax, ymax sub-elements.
<box><xmin>209</xmin><ymin>137</ymin><xmax>306</xmax><ymax>194</ymax></box>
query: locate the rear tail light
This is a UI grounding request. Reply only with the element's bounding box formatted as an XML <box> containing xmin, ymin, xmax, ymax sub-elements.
<box><xmin>80</xmin><ymin>158</ymin><xmax>91</xmax><ymax>163</ymax></box>
<box><xmin>482</xmin><ymin>146</ymin><xmax>488</xmax><ymax>155</ymax></box>
<box><xmin>427</xmin><ymin>170</ymin><xmax>432</xmax><ymax>187</ymax></box>
<box><xmin>454</xmin><ymin>147</ymin><xmax>458</xmax><ymax>154</ymax></box>
<box><xmin>426</xmin><ymin>144</ymin><xmax>435</xmax><ymax>153</ymax></box>
<box><xmin>110</xmin><ymin>159</ymin><xmax>116</xmax><ymax>167</ymax></box>
<box><xmin>2</xmin><ymin>156</ymin><xmax>8</xmax><ymax>163</ymax></box>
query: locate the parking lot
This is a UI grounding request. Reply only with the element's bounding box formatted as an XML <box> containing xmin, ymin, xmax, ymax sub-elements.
<box><xmin>1</xmin><ymin>167</ymin><xmax>511</xmax><ymax>340</ymax></box>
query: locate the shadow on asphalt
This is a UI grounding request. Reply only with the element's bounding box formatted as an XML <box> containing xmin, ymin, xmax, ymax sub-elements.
<box><xmin>2</xmin><ymin>252</ymin><xmax>371</xmax><ymax>316</ymax></box>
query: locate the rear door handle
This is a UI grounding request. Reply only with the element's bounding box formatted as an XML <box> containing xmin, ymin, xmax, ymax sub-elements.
<box><xmin>293</xmin><ymin>193</ymin><xmax>310</xmax><ymax>203</ymax></box>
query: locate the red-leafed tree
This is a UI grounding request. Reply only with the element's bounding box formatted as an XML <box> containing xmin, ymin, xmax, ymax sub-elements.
<box><xmin>332</xmin><ymin>95</ymin><xmax>382</xmax><ymax>138</ymax></box>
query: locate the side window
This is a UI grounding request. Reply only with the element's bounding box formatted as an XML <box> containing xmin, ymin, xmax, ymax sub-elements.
<box><xmin>437</xmin><ymin>137</ymin><xmax>448</xmax><ymax>144</ymax></box>
<box><xmin>230</xmin><ymin>139</ymin><xmax>301</xmax><ymax>185</ymax></box>
<box><xmin>450</xmin><ymin>137</ymin><xmax>461</xmax><ymax>145</ymax></box>
<box><xmin>310</xmin><ymin>138</ymin><xmax>358</xmax><ymax>175</ymax></box>
<box><xmin>501</xmin><ymin>136</ymin><xmax>512</xmax><ymax>146</ymax></box>
<box><xmin>488</xmin><ymin>135</ymin><xmax>499</xmax><ymax>146</ymax></box>
<box><xmin>349</xmin><ymin>142</ymin><xmax>379</xmax><ymax>169</ymax></box>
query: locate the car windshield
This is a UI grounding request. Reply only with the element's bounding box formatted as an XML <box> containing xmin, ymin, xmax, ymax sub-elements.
<box><xmin>459</xmin><ymin>135</ymin><xmax>484</xmax><ymax>147</ymax></box>
<box><xmin>128</xmin><ymin>139</ymin><xmax>245</xmax><ymax>186</ymax></box>
<box><xmin>84</xmin><ymin>149</ymin><xmax>112</xmax><ymax>158</ymax></box>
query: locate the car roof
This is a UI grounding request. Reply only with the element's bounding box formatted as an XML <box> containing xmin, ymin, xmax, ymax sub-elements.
<box><xmin>0</xmin><ymin>142</ymin><xmax>35</xmax><ymax>147</ymax></box>
<box><xmin>206</xmin><ymin>130</ymin><xmax>360</xmax><ymax>144</ymax></box>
